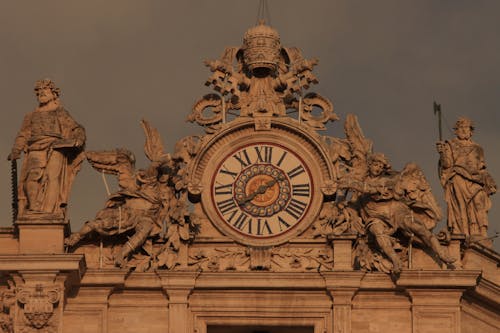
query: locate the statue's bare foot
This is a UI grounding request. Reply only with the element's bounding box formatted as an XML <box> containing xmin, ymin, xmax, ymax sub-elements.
<box><xmin>391</xmin><ymin>261</ymin><xmax>402</xmax><ymax>274</ymax></box>
<box><xmin>64</xmin><ymin>233</ymin><xmax>82</xmax><ymax>247</ymax></box>
<box><xmin>440</xmin><ymin>254</ymin><xmax>456</xmax><ymax>265</ymax></box>
<box><xmin>114</xmin><ymin>256</ymin><xmax>126</xmax><ymax>268</ymax></box>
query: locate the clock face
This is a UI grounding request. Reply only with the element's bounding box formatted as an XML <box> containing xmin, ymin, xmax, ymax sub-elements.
<box><xmin>211</xmin><ymin>142</ymin><xmax>314</xmax><ymax>239</ymax></box>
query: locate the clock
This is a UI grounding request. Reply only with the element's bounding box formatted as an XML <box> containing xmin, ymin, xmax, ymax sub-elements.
<box><xmin>189</xmin><ymin>119</ymin><xmax>334</xmax><ymax>246</ymax></box>
<box><xmin>210</xmin><ymin>142</ymin><xmax>314</xmax><ymax>241</ymax></box>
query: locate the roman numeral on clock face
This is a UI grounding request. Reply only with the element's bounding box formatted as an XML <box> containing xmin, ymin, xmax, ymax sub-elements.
<box><xmin>214</xmin><ymin>183</ymin><xmax>233</xmax><ymax>195</ymax></box>
<box><xmin>216</xmin><ymin>198</ymin><xmax>237</xmax><ymax>215</ymax></box>
<box><xmin>233</xmin><ymin>149</ymin><xmax>251</xmax><ymax>168</ymax></box>
<box><xmin>219</xmin><ymin>165</ymin><xmax>238</xmax><ymax>179</ymax></box>
<box><xmin>285</xmin><ymin>198</ymin><xmax>307</xmax><ymax>219</ymax></box>
<box><xmin>292</xmin><ymin>183</ymin><xmax>310</xmax><ymax>197</ymax></box>
<box><xmin>287</xmin><ymin>165</ymin><xmax>305</xmax><ymax>179</ymax></box>
<box><xmin>254</xmin><ymin>146</ymin><xmax>273</xmax><ymax>163</ymax></box>
<box><xmin>257</xmin><ymin>219</ymin><xmax>273</xmax><ymax>235</ymax></box>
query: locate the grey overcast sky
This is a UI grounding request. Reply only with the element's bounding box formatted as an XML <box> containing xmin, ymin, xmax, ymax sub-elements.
<box><xmin>1</xmin><ymin>1</ymin><xmax>499</xmax><ymax>250</ymax></box>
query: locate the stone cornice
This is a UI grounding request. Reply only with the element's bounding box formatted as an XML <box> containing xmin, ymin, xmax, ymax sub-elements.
<box><xmin>473</xmin><ymin>276</ymin><xmax>500</xmax><ymax>305</ymax></box>
<box><xmin>0</xmin><ymin>254</ymin><xmax>85</xmax><ymax>275</ymax></box>
<box><xmin>467</xmin><ymin>243</ymin><xmax>500</xmax><ymax>263</ymax></box>
<box><xmin>396</xmin><ymin>270</ymin><xmax>481</xmax><ymax>288</ymax></box>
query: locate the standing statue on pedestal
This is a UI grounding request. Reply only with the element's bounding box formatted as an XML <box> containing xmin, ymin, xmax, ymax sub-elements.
<box><xmin>436</xmin><ymin>117</ymin><xmax>496</xmax><ymax>237</ymax></box>
<box><xmin>7</xmin><ymin>79</ymin><xmax>86</xmax><ymax>219</ymax></box>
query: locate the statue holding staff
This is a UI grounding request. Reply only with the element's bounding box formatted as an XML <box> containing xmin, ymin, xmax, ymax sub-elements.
<box><xmin>8</xmin><ymin>79</ymin><xmax>85</xmax><ymax>219</ymax></box>
<box><xmin>436</xmin><ymin>117</ymin><xmax>496</xmax><ymax>237</ymax></box>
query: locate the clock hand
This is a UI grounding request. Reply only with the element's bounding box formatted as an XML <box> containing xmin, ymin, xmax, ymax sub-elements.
<box><xmin>237</xmin><ymin>178</ymin><xmax>279</xmax><ymax>205</ymax></box>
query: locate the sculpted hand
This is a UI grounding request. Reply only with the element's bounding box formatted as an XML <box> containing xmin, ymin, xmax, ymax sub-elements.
<box><xmin>436</xmin><ymin>141</ymin><xmax>447</xmax><ymax>154</ymax></box>
<box><xmin>7</xmin><ymin>149</ymin><xmax>21</xmax><ymax>161</ymax></box>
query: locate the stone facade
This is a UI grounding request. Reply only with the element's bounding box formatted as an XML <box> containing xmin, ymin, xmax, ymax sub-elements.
<box><xmin>1</xmin><ymin>22</ymin><xmax>499</xmax><ymax>333</ymax></box>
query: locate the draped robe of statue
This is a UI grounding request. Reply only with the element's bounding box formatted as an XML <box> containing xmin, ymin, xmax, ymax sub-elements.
<box><xmin>12</xmin><ymin>106</ymin><xmax>85</xmax><ymax>218</ymax></box>
<box><xmin>439</xmin><ymin>138</ymin><xmax>496</xmax><ymax>236</ymax></box>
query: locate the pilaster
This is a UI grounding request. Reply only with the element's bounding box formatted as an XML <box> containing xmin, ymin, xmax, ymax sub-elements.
<box><xmin>322</xmin><ymin>271</ymin><xmax>363</xmax><ymax>333</ymax></box>
<box><xmin>157</xmin><ymin>271</ymin><xmax>199</xmax><ymax>333</ymax></box>
<box><xmin>397</xmin><ymin>270</ymin><xmax>481</xmax><ymax>333</ymax></box>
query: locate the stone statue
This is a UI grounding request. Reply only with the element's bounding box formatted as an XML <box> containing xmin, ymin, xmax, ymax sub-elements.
<box><xmin>8</xmin><ymin>79</ymin><xmax>85</xmax><ymax>219</ymax></box>
<box><xmin>339</xmin><ymin>154</ymin><xmax>455</xmax><ymax>273</ymax></box>
<box><xmin>65</xmin><ymin>121</ymin><xmax>199</xmax><ymax>269</ymax></box>
<box><xmin>436</xmin><ymin>117</ymin><xmax>497</xmax><ymax>237</ymax></box>
<box><xmin>65</xmin><ymin>154</ymin><xmax>173</xmax><ymax>267</ymax></box>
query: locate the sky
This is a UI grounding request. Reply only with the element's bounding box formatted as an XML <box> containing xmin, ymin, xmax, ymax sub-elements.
<box><xmin>0</xmin><ymin>1</ymin><xmax>499</xmax><ymax>250</ymax></box>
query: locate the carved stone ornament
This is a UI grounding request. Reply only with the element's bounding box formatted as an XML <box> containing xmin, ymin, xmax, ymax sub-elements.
<box><xmin>187</xmin><ymin>245</ymin><xmax>333</xmax><ymax>272</ymax></box>
<box><xmin>187</xmin><ymin>21</ymin><xmax>339</xmax><ymax>133</ymax></box>
<box><xmin>0</xmin><ymin>281</ymin><xmax>15</xmax><ymax>333</ymax></box>
<box><xmin>8</xmin><ymin>79</ymin><xmax>86</xmax><ymax>220</ymax></box>
<box><xmin>16</xmin><ymin>284</ymin><xmax>60</xmax><ymax>332</ymax></box>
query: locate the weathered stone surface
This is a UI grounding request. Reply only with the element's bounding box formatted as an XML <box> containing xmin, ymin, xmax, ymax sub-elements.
<box><xmin>0</xmin><ymin>21</ymin><xmax>499</xmax><ymax>333</ymax></box>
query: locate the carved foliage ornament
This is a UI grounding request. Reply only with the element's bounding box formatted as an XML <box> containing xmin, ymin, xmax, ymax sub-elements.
<box><xmin>188</xmin><ymin>22</ymin><xmax>338</xmax><ymax>133</ymax></box>
<box><xmin>16</xmin><ymin>284</ymin><xmax>60</xmax><ymax>332</ymax></box>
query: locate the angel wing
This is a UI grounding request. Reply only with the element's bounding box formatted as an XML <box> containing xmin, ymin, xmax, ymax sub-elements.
<box><xmin>140</xmin><ymin>119</ymin><xmax>170</xmax><ymax>163</ymax></box>
<box><xmin>396</xmin><ymin>163</ymin><xmax>442</xmax><ymax>230</ymax></box>
<box><xmin>344</xmin><ymin>114</ymin><xmax>373</xmax><ymax>180</ymax></box>
<box><xmin>86</xmin><ymin>149</ymin><xmax>136</xmax><ymax>190</ymax></box>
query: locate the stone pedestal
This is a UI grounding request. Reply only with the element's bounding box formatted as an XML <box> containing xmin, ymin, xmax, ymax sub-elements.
<box><xmin>16</xmin><ymin>217</ymin><xmax>68</xmax><ymax>254</ymax></box>
<box><xmin>449</xmin><ymin>235</ymin><xmax>466</xmax><ymax>268</ymax></box>
<box><xmin>328</xmin><ymin>234</ymin><xmax>357</xmax><ymax>270</ymax></box>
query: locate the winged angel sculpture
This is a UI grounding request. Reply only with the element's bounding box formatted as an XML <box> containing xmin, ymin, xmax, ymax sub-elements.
<box><xmin>65</xmin><ymin>121</ymin><xmax>200</xmax><ymax>270</ymax></box>
<box><xmin>315</xmin><ymin>115</ymin><xmax>455</xmax><ymax>273</ymax></box>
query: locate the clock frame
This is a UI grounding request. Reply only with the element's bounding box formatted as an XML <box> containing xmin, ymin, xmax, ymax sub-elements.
<box><xmin>189</xmin><ymin>118</ymin><xmax>335</xmax><ymax>246</ymax></box>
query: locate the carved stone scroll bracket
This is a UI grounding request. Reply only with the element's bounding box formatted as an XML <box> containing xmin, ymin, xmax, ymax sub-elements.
<box><xmin>157</xmin><ymin>271</ymin><xmax>200</xmax><ymax>333</ymax></box>
<box><xmin>11</xmin><ymin>272</ymin><xmax>65</xmax><ymax>333</ymax></box>
<box><xmin>0</xmin><ymin>254</ymin><xmax>85</xmax><ymax>333</ymax></box>
<box><xmin>187</xmin><ymin>180</ymin><xmax>203</xmax><ymax>197</ymax></box>
<box><xmin>248</xmin><ymin>247</ymin><xmax>271</xmax><ymax>270</ymax></box>
<box><xmin>300</xmin><ymin>92</ymin><xmax>339</xmax><ymax>131</ymax></box>
<box><xmin>254</xmin><ymin>116</ymin><xmax>272</xmax><ymax>131</ymax></box>
<box><xmin>16</xmin><ymin>284</ymin><xmax>60</xmax><ymax>332</ymax></box>
<box><xmin>187</xmin><ymin>94</ymin><xmax>224</xmax><ymax>134</ymax></box>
